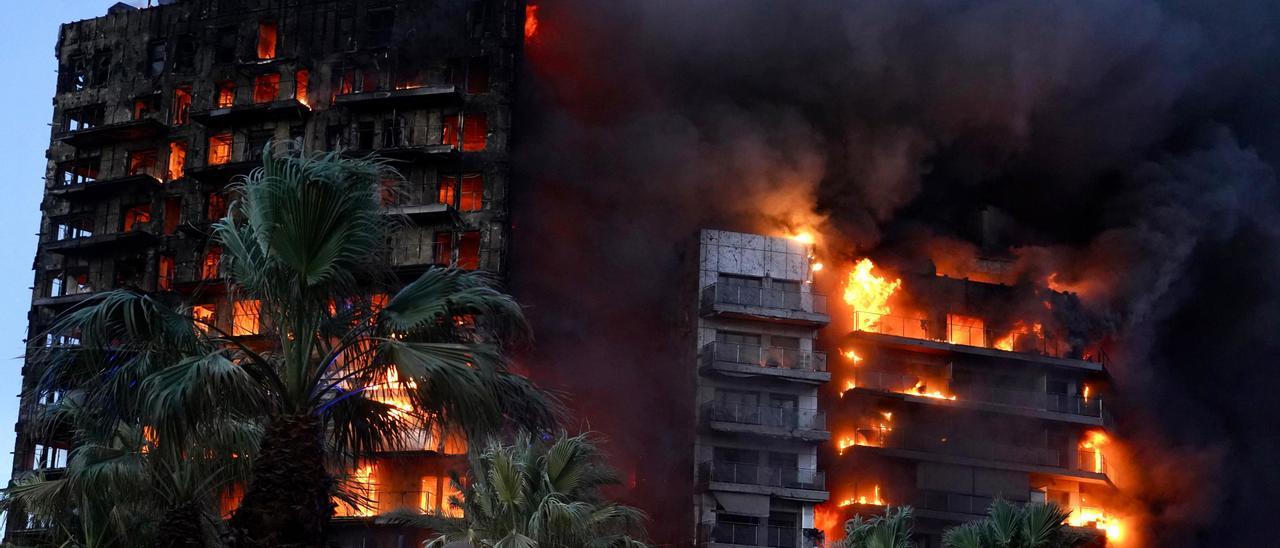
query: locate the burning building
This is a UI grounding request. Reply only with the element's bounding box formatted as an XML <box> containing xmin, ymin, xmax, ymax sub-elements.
<box><xmin>823</xmin><ymin>257</ymin><xmax>1123</xmax><ymax>546</ymax></box>
<box><xmin>8</xmin><ymin>0</ymin><xmax>522</xmax><ymax>545</ymax></box>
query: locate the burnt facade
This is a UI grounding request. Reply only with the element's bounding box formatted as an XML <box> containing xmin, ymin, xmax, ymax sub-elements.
<box><xmin>9</xmin><ymin>0</ymin><xmax>524</xmax><ymax>545</ymax></box>
<box><xmin>826</xmin><ymin>271</ymin><xmax>1118</xmax><ymax>547</ymax></box>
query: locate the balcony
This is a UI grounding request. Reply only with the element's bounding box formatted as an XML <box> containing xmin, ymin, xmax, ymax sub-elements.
<box><xmin>701</xmin><ymin>284</ymin><xmax>830</xmax><ymax>326</ymax></box>
<box><xmin>704</xmin><ymin>402</ymin><xmax>829</xmax><ymax>441</ymax></box>
<box><xmin>700</xmin><ymin>342</ymin><xmax>830</xmax><ymax>384</ymax></box>
<box><xmin>846</xmin><ymin>369</ymin><xmax>1107</xmax><ymax>424</ymax></box>
<box><xmin>913</xmin><ymin>489</ymin><xmax>993</xmax><ymax>520</ymax></box>
<box><xmin>338</xmin><ymin>125</ymin><xmax>456</xmax><ymax>161</ymax></box>
<box><xmin>701</xmin><ymin>460</ymin><xmax>827</xmax><ymax>502</ymax></box>
<box><xmin>47</xmin><ymin>173</ymin><xmax>162</xmax><ymax>202</ymax></box>
<box><xmin>848</xmin><ymin>428</ymin><xmax>1114</xmax><ymax>484</ymax></box>
<box><xmin>55</xmin><ymin>118</ymin><xmax>168</xmax><ymax>148</ymax></box>
<box><xmin>385</xmin><ymin>203</ymin><xmax>460</xmax><ymax>224</ymax></box>
<box><xmin>186</xmin><ymin>160</ymin><xmax>258</xmax><ymax>184</ymax></box>
<box><xmin>44</xmin><ymin>229</ymin><xmax>157</xmax><ymax>256</ymax></box>
<box><xmin>849</xmin><ymin>311</ymin><xmax>1105</xmax><ymax>370</ymax></box>
<box><xmin>703</xmin><ymin>522</ymin><xmax>799</xmax><ymax>548</ymax></box>
<box><xmin>333</xmin><ymin>84</ymin><xmax>460</xmax><ymax>110</ymax></box>
<box><xmin>190</xmin><ymin>98</ymin><xmax>310</xmax><ymax>127</ymax></box>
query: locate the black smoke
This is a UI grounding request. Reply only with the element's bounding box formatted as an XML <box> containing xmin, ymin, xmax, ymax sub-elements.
<box><xmin>507</xmin><ymin>1</ymin><xmax>1280</xmax><ymax>545</ymax></box>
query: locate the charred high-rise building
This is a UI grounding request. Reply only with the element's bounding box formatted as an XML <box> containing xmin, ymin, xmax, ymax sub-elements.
<box><xmin>8</xmin><ymin>0</ymin><xmax>523</xmax><ymax>545</ymax></box>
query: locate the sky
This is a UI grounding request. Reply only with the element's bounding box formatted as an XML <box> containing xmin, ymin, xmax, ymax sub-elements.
<box><xmin>0</xmin><ymin>0</ymin><xmax>136</xmax><ymax>486</ymax></box>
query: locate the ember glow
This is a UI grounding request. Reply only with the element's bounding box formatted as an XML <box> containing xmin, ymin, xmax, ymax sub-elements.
<box><xmin>908</xmin><ymin>380</ymin><xmax>956</xmax><ymax>400</ymax></box>
<box><xmin>994</xmin><ymin>321</ymin><xmax>1045</xmax><ymax>352</ymax></box>
<box><xmin>837</xmin><ymin>484</ymin><xmax>884</xmax><ymax>507</ymax></box>
<box><xmin>1080</xmin><ymin>430</ymin><xmax>1109</xmax><ymax>474</ymax></box>
<box><xmin>1070</xmin><ymin>507</ymin><xmax>1126</xmax><ymax>543</ymax></box>
<box><xmin>843</xmin><ymin>258</ymin><xmax>902</xmax><ymax>331</ymax></box>
<box><xmin>524</xmin><ymin>4</ymin><xmax>540</xmax><ymax>41</ymax></box>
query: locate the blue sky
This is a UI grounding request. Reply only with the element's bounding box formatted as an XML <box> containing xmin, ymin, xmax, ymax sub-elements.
<box><xmin>0</xmin><ymin>0</ymin><xmax>137</xmax><ymax>485</ymax></box>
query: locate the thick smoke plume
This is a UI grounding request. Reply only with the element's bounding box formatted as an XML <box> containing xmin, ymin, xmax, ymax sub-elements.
<box><xmin>508</xmin><ymin>1</ymin><xmax>1280</xmax><ymax>545</ymax></box>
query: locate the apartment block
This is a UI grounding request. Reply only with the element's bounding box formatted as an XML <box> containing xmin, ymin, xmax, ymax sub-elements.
<box><xmin>693</xmin><ymin>230</ymin><xmax>831</xmax><ymax>548</ymax></box>
<box><xmin>9</xmin><ymin>0</ymin><xmax>525</xmax><ymax>545</ymax></box>
<box><xmin>826</xmin><ymin>271</ymin><xmax>1116</xmax><ymax>547</ymax></box>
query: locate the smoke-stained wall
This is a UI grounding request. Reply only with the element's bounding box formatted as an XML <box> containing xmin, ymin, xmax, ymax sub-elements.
<box><xmin>508</xmin><ymin>1</ymin><xmax>1280</xmax><ymax>545</ymax></box>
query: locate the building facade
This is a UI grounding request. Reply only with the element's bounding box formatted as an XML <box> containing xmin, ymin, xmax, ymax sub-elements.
<box><xmin>693</xmin><ymin>230</ymin><xmax>831</xmax><ymax>548</ymax></box>
<box><xmin>9</xmin><ymin>0</ymin><xmax>525</xmax><ymax>545</ymax></box>
<box><xmin>826</xmin><ymin>272</ymin><xmax>1117</xmax><ymax>547</ymax></box>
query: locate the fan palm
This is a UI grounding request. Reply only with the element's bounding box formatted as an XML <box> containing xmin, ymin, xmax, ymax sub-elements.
<box><xmin>942</xmin><ymin>500</ymin><xmax>1086</xmax><ymax>548</ymax></box>
<box><xmin>395</xmin><ymin>432</ymin><xmax>647</xmax><ymax>548</ymax></box>
<box><xmin>835</xmin><ymin>506</ymin><xmax>915</xmax><ymax>548</ymax></box>
<box><xmin>20</xmin><ymin>147</ymin><xmax>555</xmax><ymax>548</ymax></box>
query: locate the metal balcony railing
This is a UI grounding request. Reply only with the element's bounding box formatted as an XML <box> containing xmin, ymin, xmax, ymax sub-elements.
<box><xmin>704</xmin><ymin>402</ymin><xmax>826</xmax><ymax>431</ymax></box>
<box><xmin>851</xmin><ymin>311</ymin><xmax>1100</xmax><ymax>364</ymax></box>
<box><xmin>702</xmin><ymin>460</ymin><xmax>825</xmax><ymax>491</ymax></box>
<box><xmin>853</xmin><ymin>428</ymin><xmax>1062</xmax><ymax>468</ymax></box>
<box><xmin>702</xmin><ymin>341</ymin><xmax>828</xmax><ymax>373</ymax></box>
<box><xmin>704</xmin><ymin>283</ymin><xmax>828</xmax><ymax>315</ymax></box>
<box><xmin>916</xmin><ymin>489</ymin><xmax>993</xmax><ymax>516</ymax></box>
<box><xmin>704</xmin><ymin>522</ymin><xmax>800</xmax><ymax>548</ymax></box>
<box><xmin>850</xmin><ymin>369</ymin><xmax>1106</xmax><ymax>420</ymax></box>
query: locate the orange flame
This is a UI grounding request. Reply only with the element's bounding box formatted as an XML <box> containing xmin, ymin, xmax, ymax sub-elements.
<box><xmin>994</xmin><ymin>321</ymin><xmax>1044</xmax><ymax>351</ymax></box>
<box><xmin>1069</xmin><ymin>507</ymin><xmax>1126</xmax><ymax>543</ymax></box>
<box><xmin>524</xmin><ymin>4</ymin><xmax>540</xmax><ymax>41</ymax></box>
<box><xmin>843</xmin><ymin>259</ymin><xmax>901</xmax><ymax>331</ymax></box>
<box><xmin>1080</xmin><ymin>430</ymin><xmax>1108</xmax><ymax>474</ymax></box>
<box><xmin>909</xmin><ymin>380</ymin><xmax>956</xmax><ymax>400</ymax></box>
<box><xmin>840</xmin><ymin>349</ymin><xmax>862</xmax><ymax>363</ymax></box>
<box><xmin>838</xmin><ymin>485</ymin><xmax>884</xmax><ymax>507</ymax></box>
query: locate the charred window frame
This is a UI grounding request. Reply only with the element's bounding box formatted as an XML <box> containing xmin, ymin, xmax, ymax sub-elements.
<box><xmin>437</xmin><ymin>173</ymin><xmax>484</xmax><ymax>211</ymax></box>
<box><xmin>53</xmin><ymin>216</ymin><xmax>94</xmax><ymax>241</ymax></box>
<box><xmin>252</xmin><ymin>73</ymin><xmax>281</xmax><ymax>104</ymax></box>
<box><xmin>173</xmin><ymin>86</ymin><xmax>193</xmax><ymax>125</ymax></box>
<box><xmin>121</xmin><ymin>202</ymin><xmax>153</xmax><ymax>233</ymax></box>
<box><xmin>145</xmin><ymin>40</ymin><xmax>167</xmax><ymax>77</ymax></box>
<box><xmin>256</xmin><ymin>21</ymin><xmax>279</xmax><ymax>60</ymax></box>
<box><xmin>364</xmin><ymin>8</ymin><xmax>395</xmax><ymax>49</ymax></box>
<box><xmin>245</xmin><ymin>129</ymin><xmax>273</xmax><ymax>162</ymax></box>
<box><xmin>173</xmin><ymin>35</ymin><xmax>197</xmax><ymax>72</ymax></box>
<box><xmin>355</xmin><ymin>121</ymin><xmax>376</xmax><ymax>151</ymax></box>
<box><xmin>60</xmin><ymin>54</ymin><xmax>89</xmax><ymax>92</ymax></box>
<box><xmin>381</xmin><ymin>115</ymin><xmax>408</xmax><ymax>148</ymax></box>
<box><xmin>62</xmin><ymin>104</ymin><xmax>104</xmax><ymax>132</ymax></box>
<box><xmin>337</xmin><ymin>13</ymin><xmax>357</xmax><ymax>52</ymax></box>
<box><xmin>126</xmin><ymin>148</ymin><xmax>160</xmax><ymax>178</ymax></box>
<box><xmin>452</xmin><ymin>57</ymin><xmax>490</xmax><ymax>94</ymax></box>
<box><xmin>214</xmin><ymin>25</ymin><xmax>239</xmax><ymax>64</ymax></box>
<box><xmin>216</xmin><ymin>81</ymin><xmax>237</xmax><ymax>108</ymax></box>
<box><xmin>91</xmin><ymin>52</ymin><xmax>111</xmax><ymax>87</ymax></box>
<box><xmin>57</xmin><ymin>158</ymin><xmax>100</xmax><ymax>186</ymax></box>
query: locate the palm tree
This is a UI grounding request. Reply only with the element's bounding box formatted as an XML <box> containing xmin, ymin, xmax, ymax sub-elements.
<box><xmin>20</xmin><ymin>147</ymin><xmax>555</xmax><ymax>548</ymax></box>
<box><xmin>395</xmin><ymin>432</ymin><xmax>647</xmax><ymax>548</ymax></box>
<box><xmin>834</xmin><ymin>506</ymin><xmax>915</xmax><ymax>548</ymax></box>
<box><xmin>942</xmin><ymin>500</ymin><xmax>1086</xmax><ymax>548</ymax></box>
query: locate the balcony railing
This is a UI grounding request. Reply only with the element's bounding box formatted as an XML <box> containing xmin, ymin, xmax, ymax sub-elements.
<box><xmin>851</xmin><ymin>311</ymin><xmax>1101</xmax><ymax>364</ymax></box>
<box><xmin>705</xmin><ymin>522</ymin><xmax>799</xmax><ymax>548</ymax></box>
<box><xmin>853</xmin><ymin>428</ymin><xmax>1062</xmax><ymax>468</ymax></box>
<box><xmin>704</xmin><ymin>283</ymin><xmax>828</xmax><ymax>315</ymax></box>
<box><xmin>702</xmin><ymin>341</ymin><xmax>828</xmax><ymax>373</ymax></box>
<box><xmin>915</xmin><ymin>489</ymin><xmax>993</xmax><ymax>516</ymax></box>
<box><xmin>704</xmin><ymin>402</ymin><xmax>826</xmax><ymax>432</ymax></box>
<box><xmin>702</xmin><ymin>460</ymin><xmax>825</xmax><ymax>491</ymax></box>
<box><xmin>850</xmin><ymin>369</ymin><xmax>1105</xmax><ymax>420</ymax></box>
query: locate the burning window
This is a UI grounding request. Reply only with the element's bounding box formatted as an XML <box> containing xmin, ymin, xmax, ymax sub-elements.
<box><xmin>437</xmin><ymin>174</ymin><xmax>484</xmax><ymax>211</ymax></box>
<box><xmin>173</xmin><ymin>86</ymin><xmax>192</xmax><ymax>125</ymax></box>
<box><xmin>216</xmin><ymin>81</ymin><xmax>236</xmax><ymax>108</ymax></box>
<box><xmin>340</xmin><ymin>464</ymin><xmax>379</xmax><ymax>517</ymax></box>
<box><xmin>420</xmin><ymin>476</ymin><xmax>464</xmax><ymax>517</ymax></box>
<box><xmin>432</xmin><ymin>232</ymin><xmax>452</xmax><ymax>266</ymax></box>
<box><xmin>219</xmin><ymin>484</ymin><xmax>244</xmax><ymax>519</ymax></box>
<box><xmin>207</xmin><ymin>193</ymin><xmax>228</xmax><ymax>220</ymax></box>
<box><xmin>167</xmin><ymin>141</ymin><xmax>188</xmax><ymax>181</ymax></box>
<box><xmin>946</xmin><ymin>314</ymin><xmax>987</xmax><ymax>347</ymax></box>
<box><xmin>133</xmin><ymin>95</ymin><xmax>160</xmax><ymax>120</ymax></box>
<box><xmin>127</xmin><ymin>149</ymin><xmax>159</xmax><ymax>177</ymax></box>
<box><xmin>394</xmin><ymin>65</ymin><xmax>423</xmax><ymax>90</ymax></box>
<box><xmin>158</xmin><ymin>255</ymin><xmax>174</xmax><ymax>291</ymax></box>
<box><xmin>256</xmin><ymin>22</ymin><xmax>278</xmax><ymax>60</ymax></box>
<box><xmin>208</xmin><ymin>132</ymin><xmax>233</xmax><ymax>165</ymax></box>
<box><xmin>442</xmin><ymin>113</ymin><xmax>488</xmax><ymax>152</ymax></box>
<box><xmin>338</xmin><ymin>69</ymin><xmax>358</xmax><ymax>96</ymax></box>
<box><xmin>201</xmin><ymin>246</ymin><xmax>223</xmax><ymax>280</ymax></box>
<box><xmin>253</xmin><ymin>73</ymin><xmax>280</xmax><ymax>104</ymax></box>
<box><xmin>192</xmin><ymin>303</ymin><xmax>216</xmax><ymax>332</ymax></box>
<box><xmin>457</xmin><ymin>231</ymin><xmax>481</xmax><ymax>270</ymax></box>
<box><xmin>232</xmin><ymin>300</ymin><xmax>262</xmax><ymax>336</ymax></box>
<box><xmin>163</xmin><ymin>197</ymin><xmax>182</xmax><ymax>235</ymax></box>
<box><xmin>294</xmin><ymin>69</ymin><xmax>310</xmax><ymax>106</ymax></box>
<box><xmin>122</xmin><ymin>204</ymin><xmax>152</xmax><ymax>233</ymax></box>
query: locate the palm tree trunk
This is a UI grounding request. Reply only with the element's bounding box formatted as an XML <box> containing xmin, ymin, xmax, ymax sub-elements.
<box><xmin>153</xmin><ymin>501</ymin><xmax>205</xmax><ymax>548</ymax></box>
<box><xmin>228</xmin><ymin>413</ymin><xmax>332</xmax><ymax>548</ymax></box>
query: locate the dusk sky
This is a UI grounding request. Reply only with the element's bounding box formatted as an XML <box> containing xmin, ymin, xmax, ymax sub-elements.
<box><xmin>0</xmin><ymin>0</ymin><xmax>133</xmax><ymax>486</ymax></box>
